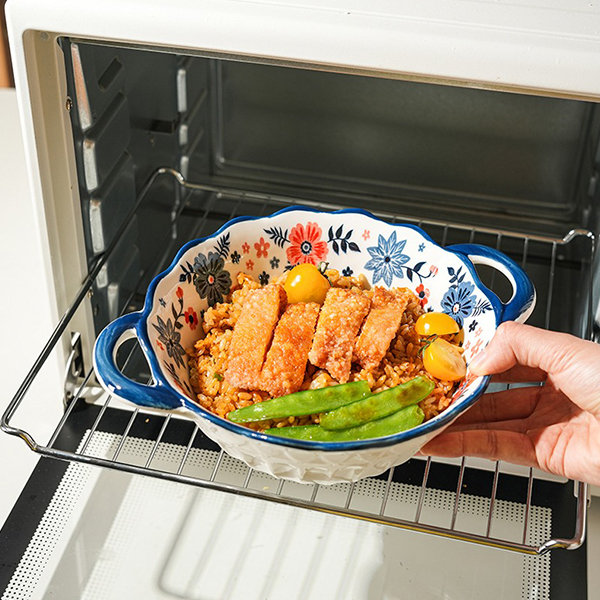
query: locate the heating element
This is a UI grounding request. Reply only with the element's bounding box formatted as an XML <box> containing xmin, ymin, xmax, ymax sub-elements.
<box><xmin>1</xmin><ymin>167</ymin><xmax>592</xmax><ymax>557</ymax></box>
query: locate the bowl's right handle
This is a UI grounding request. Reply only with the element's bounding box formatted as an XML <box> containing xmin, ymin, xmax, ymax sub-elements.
<box><xmin>446</xmin><ymin>243</ymin><xmax>536</xmax><ymax>323</ymax></box>
<box><xmin>93</xmin><ymin>312</ymin><xmax>183</xmax><ymax>409</ymax></box>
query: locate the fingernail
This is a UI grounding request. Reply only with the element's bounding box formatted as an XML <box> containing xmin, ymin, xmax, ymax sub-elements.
<box><xmin>468</xmin><ymin>350</ymin><xmax>488</xmax><ymax>374</ymax></box>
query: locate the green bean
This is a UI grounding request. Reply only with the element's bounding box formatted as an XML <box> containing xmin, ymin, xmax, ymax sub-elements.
<box><xmin>319</xmin><ymin>376</ymin><xmax>433</xmax><ymax>430</ymax></box>
<box><xmin>266</xmin><ymin>405</ymin><xmax>425</xmax><ymax>441</ymax></box>
<box><xmin>227</xmin><ymin>380</ymin><xmax>371</xmax><ymax>424</ymax></box>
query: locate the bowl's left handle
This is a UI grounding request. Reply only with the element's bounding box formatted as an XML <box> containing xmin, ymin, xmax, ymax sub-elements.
<box><xmin>93</xmin><ymin>312</ymin><xmax>183</xmax><ymax>409</ymax></box>
<box><xmin>446</xmin><ymin>243</ymin><xmax>536</xmax><ymax>323</ymax></box>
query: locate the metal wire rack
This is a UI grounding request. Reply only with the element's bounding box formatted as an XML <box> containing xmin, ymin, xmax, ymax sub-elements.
<box><xmin>1</xmin><ymin>167</ymin><xmax>593</xmax><ymax>556</ymax></box>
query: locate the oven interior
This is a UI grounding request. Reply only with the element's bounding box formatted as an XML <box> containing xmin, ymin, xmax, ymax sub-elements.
<box><xmin>62</xmin><ymin>41</ymin><xmax>600</xmax><ymax>338</ymax></box>
<box><xmin>3</xmin><ymin>36</ymin><xmax>598</xmax><ymax>597</ymax></box>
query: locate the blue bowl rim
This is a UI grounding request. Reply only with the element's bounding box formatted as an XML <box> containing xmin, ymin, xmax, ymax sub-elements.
<box><xmin>132</xmin><ymin>205</ymin><xmax>500</xmax><ymax>452</ymax></box>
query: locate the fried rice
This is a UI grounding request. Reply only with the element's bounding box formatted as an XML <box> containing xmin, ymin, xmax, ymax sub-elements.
<box><xmin>188</xmin><ymin>270</ymin><xmax>457</xmax><ymax>432</ymax></box>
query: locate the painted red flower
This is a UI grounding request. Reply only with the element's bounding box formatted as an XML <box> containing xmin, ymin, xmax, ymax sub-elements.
<box><xmin>362</xmin><ymin>229</ymin><xmax>370</xmax><ymax>241</ymax></box>
<box><xmin>415</xmin><ymin>283</ymin><xmax>430</xmax><ymax>308</ymax></box>
<box><xmin>286</xmin><ymin>222</ymin><xmax>328</xmax><ymax>266</ymax></box>
<box><xmin>176</xmin><ymin>286</ymin><xmax>184</xmax><ymax>299</ymax></box>
<box><xmin>254</xmin><ymin>237</ymin><xmax>270</xmax><ymax>258</ymax></box>
<box><xmin>429</xmin><ymin>265</ymin><xmax>439</xmax><ymax>276</ymax></box>
<box><xmin>246</xmin><ymin>259</ymin><xmax>254</xmax><ymax>271</ymax></box>
<box><xmin>242</xmin><ymin>242</ymin><xmax>250</xmax><ymax>254</ymax></box>
<box><xmin>184</xmin><ymin>307</ymin><xmax>199</xmax><ymax>330</ymax></box>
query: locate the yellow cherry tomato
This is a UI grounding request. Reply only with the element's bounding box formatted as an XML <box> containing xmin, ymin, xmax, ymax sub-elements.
<box><xmin>454</xmin><ymin>328</ymin><xmax>465</xmax><ymax>346</ymax></box>
<box><xmin>415</xmin><ymin>312</ymin><xmax>460</xmax><ymax>337</ymax></box>
<box><xmin>284</xmin><ymin>263</ymin><xmax>331</xmax><ymax>304</ymax></box>
<box><xmin>422</xmin><ymin>338</ymin><xmax>467</xmax><ymax>382</ymax></box>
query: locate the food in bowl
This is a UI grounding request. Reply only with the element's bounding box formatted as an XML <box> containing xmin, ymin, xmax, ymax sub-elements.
<box><xmin>237</xmin><ymin>377</ymin><xmax>433</xmax><ymax>441</ymax></box>
<box><xmin>187</xmin><ymin>267</ymin><xmax>466</xmax><ymax>439</ymax></box>
<box><xmin>93</xmin><ymin>207</ymin><xmax>535</xmax><ymax>483</ymax></box>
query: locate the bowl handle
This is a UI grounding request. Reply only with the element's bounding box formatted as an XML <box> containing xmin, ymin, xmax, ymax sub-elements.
<box><xmin>446</xmin><ymin>243</ymin><xmax>536</xmax><ymax>323</ymax></box>
<box><xmin>93</xmin><ymin>312</ymin><xmax>183</xmax><ymax>409</ymax></box>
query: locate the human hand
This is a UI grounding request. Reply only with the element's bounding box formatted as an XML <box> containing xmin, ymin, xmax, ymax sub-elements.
<box><xmin>421</xmin><ymin>321</ymin><xmax>600</xmax><ymax>485</ymax></box>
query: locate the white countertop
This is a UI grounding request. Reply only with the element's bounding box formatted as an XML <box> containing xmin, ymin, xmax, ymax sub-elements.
<box><xmin>1</xmin><ymin>85</ymin><xmax>599</xmax><ymax>597</ymax></box>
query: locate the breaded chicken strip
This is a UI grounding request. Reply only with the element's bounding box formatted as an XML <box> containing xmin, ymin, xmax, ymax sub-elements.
<box><xmin>260</xmin><ymin>302</ymin><xmax>321</xmax><ymax>397</ymax></box>
<box><xmin>308</xmin><ymin>288</ymin><xmax>370</xmax><ymax>383</ymax></box>
<box><xmin>353</xmin><ymin>287</ymin><xmax>409</xmax><ymax>370</ymax></box>
<box><xmin>224</xmin><ymin>284</ymin><xmax>286</xmax><ymax>390</ymax></box>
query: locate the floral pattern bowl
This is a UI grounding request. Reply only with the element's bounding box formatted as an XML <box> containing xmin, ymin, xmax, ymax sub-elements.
<box><xmin>93</xmin><ymin>207</ymin><xmax>535</xmax><ymax>484</ymax></box>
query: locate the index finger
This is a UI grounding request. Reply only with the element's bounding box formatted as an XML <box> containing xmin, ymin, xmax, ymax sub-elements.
<box><xmin>490</xmin><ymin>365</ymin><xmax>546</xmax><ymax>384</ymax></box>
<box><xmin>469</xmin><ymin>322</ymin><xmax>600</xmax><ymax>416</ymax></box>
<box><xmin>420</xmin><ymin>429</ymin><xmax>538</xmax><ymax>468</ymax></box>
<box><xmin>453</xmin><ymin>386</ymin><xmax>541</xmax><ymax>425</ymax></box>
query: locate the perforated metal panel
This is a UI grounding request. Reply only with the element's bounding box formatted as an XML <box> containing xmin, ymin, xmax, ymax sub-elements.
<box><xmin>1</xmin><ymin>462</ymin><xmax>98</xmax><ymax>600</ymax></box>
<box><xmin>2</xmin><ymin>431</ymin><xmax>551</xmax><ymax>600</ymax></box>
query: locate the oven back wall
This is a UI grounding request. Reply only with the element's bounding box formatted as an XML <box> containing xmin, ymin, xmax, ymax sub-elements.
<box><xmin>61</xmin><ymin>42</ymin><xmax>600</xmax><ymax>339</ymax></box>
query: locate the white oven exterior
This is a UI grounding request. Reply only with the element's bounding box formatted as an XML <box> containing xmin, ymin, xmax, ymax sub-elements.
<box><xmin>2</xmin><ymin>0</ymin><xmax>600</xmax><ymax>597</ymax></box>
<box><xmin>6</xmin><ymin>0</ymin><xmax>600</xmax><ymax>371</ymax></box>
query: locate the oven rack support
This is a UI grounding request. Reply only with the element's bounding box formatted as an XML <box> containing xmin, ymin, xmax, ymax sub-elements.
<box><xmin>1</xmin><ymin>167</ymin><xmax>593</xmax><ymax>556</ymax></box>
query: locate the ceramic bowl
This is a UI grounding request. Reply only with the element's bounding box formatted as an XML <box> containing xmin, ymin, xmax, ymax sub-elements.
<box><xmin>93</xmin><ymin>207</ymin><xmax>535</xmax><ymax>484</ymax></box>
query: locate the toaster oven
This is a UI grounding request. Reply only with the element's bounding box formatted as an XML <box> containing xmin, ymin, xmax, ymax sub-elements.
<box><xmin>1</xmin><ymin>0</ymin><xmax>598</xmax><ymax>597</ymax></box>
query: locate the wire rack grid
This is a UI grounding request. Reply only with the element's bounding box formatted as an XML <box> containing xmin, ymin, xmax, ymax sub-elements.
<box><xmin>1</xmin><ymin>167</ymin><xmax>593</xmax><ymax>556</ymax></box>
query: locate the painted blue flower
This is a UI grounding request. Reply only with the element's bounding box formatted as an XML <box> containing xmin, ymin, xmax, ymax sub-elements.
<box><xmin>230</xmin><ymin>250</ymin><xmax>241</xmax><ymax>264</ymax></box>
<box><xmin>418</xmin><ymin>243</ymin><xmax>425</xmax><ymax>252</ymax></box>
<box><xmin>163</xmin><ymin>361</ymin><xmax>194</xmax><ymax>396</ymax></box>
<box><xmin>364</xmin><ymin>232</ymin><xmax>410</xmax><ymax>287</ymax></box>
<box><xmin>193</xmin><ymin>251</ymin><xmax>232</xmax><ymax>307</ymax></box>
<box><xmin>259</xmin><ymin>270</ymin><xmax>270</xmax><ymax>285</ymax></box>
<box><xmin>441</xmin><ymin>282</ymin><xmax>477</xmax><ymax>327</ymax></box>
<box><xmin>270</xmin><ymin>256</ymin><xmax>280</xmax><ymax>269</ymax></box>
<box><xmin>164</xmin><ymin>361</ymin><xmax>182</xmax><ymax>385</ymax></box>
<box><xmin>153</xmin><ymin>316</ymin><xmax>186</xmax><ymax>368</ymax></box>
<box><xmin>342</xmin><ymin>266</ymin><xmax>353</xmax><ymax>277</ymax></box>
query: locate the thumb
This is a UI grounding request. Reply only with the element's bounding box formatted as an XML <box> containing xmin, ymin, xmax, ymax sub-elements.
<box><xmin>470</xmin><ymin>322</ymin><xmax>600</xmax><ymax>416</ymax></box>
